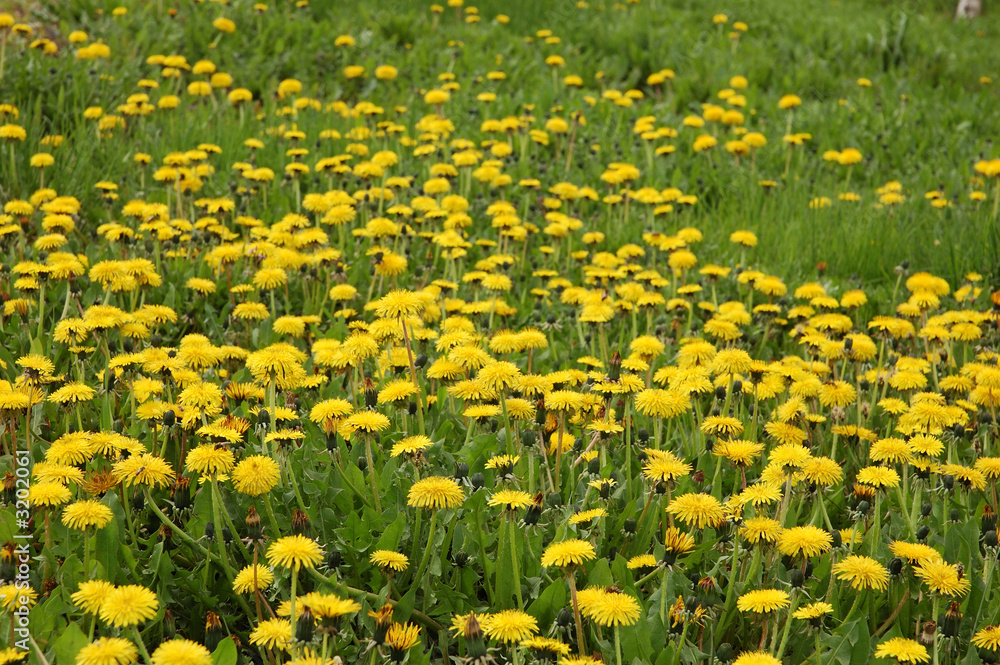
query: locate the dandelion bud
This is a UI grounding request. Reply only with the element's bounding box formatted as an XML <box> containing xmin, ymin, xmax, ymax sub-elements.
<box><xmin>717</xmin><ymin>644</ymin><xmax>734</xmax><ymax>662</ymax></box>
<box><xmin>623</xmin><ymin>517</ymin><xmax>637</xmax><ymax>534</ymax></box>
<box><xmin>407</xmin><ymin>400</ymin><xmax>417</xmax><ymax>415</ymax></box>
<box><xmin>356</xmin><ymin>455</ymin><xmax>368</xmax><ymax>471</ymax></box>
<box><xmin>608</xmin><ymin>350</ymin><xmax>621</xmax><ymax>382</ymax></box>
<box><xmin>414</xmin><ymin>353</ymin><xmax>427</xmax><ymax>368</ymax></box>
<box><xmin>916</xmin><ymin>525</ymin><xmax>930</xmax><ymax>541</ymax></box>
<box><xmin>292</xmin><ymin>509</ymin><xmax>311</xmax><ymax>537</ymax></box>
<box><xmin>462</xmin><ymin>612</ymin><xmax>488</xmax><ymax>659</ymax></box>
<box><xmin>983</xmin><ymin>506</ymin><xmax>997</xmax><ymax>533</ymax></box>
<box><xmin>245</xmin><ymin>506</ymin><xmax>263</xmax><ymax>541</ymax></box>
<box><xmin>546</xmin><ymin>491</ymin><xmax>563</xmax><ymax>507</ymax></box>
<box><xmin>326</xmin><ymin>432</ymin><xmax>338</xmax><ymax>453</ymax></box>
<box><xmin>454</xmin><ymin>462</ymin><xmax>469</xmax><ymax>481</ymax></box>
<box><xmin>172</xmin><ymin>477</ymin><xmax>191</xmax><ymax>511</ymax></box>
<box><xmin>943</xmin><ymin>474</ymin><xmax>955</xmax><ymax>490</ymax></box>
<box><xmin>637</xmin><ymin>428</ymin><xmax>650</xmax><ymax>443</ymax></box>
<box><xmin>920</xmin><ymin>620</ymin><xmax>936</xmax><ymax>645</ymax></box>
<box><xmin>984</xmin><ymin>530</ymin><xmax>999</xmax><ymax>548</ymax></box>
<box><xmin>163</xmin><ymin>608</ymin><xmax>176</xmax><ymax>640</ymax></box>
<box><xmin>587</xmin><ymin>457</ymin><xmax>601</xmax><ymax>475</ymax></box>
<box><xmin>296</xmin><ymin>605</ymin><xmax>316</xmax><ymax>643</ymax></box>
<box><xmin>205</xmin><ymin>520</ymin><xmax>216</xmax><ymax>541</ymax></box>
<box><xmin>0</xmin><ymin>543</ymin><xmax>15</xmax><ymax>580</ymax></box>
<box><xmin>162</xmin><ymin>409</ymin><xmax>176</xmax><ymax>428</ymax></box>
<box><xmin>859</xmin><ymin>378</ymin><xmax>870</xmax><ymax>391</ymax></box>
<box><xmin>364</xmin><ymin>379</ymin><xmax>378</xmax><ymax>409</ymax></box>
<box><xmin>856</xmin><ymin>500</ymin><xmax>870</xmax><ymax>515</ymax></box>
<box><xmin>453</xmin><ymin>550</ymin><xmax>469</xmax><ymax>568</ymax></box>
<box><xmin>888</xmin><ymin>557</ymin><xmax>903</xmax><ymax>576</ymax></box>
<box><xmin>470</xmin><ymin>472</ymin><xmax>484</xmax><ymax>490</ymax></box>
<box><xmin>534</xmin><ymin>399</ymin><xmax>547</xmax><ymax>426</ymax></box>
<box><xmin>370</xmin><ymin>605</ymin><xmax>394</xmax><ymax>645</ymax></box>
<box><xmin>714</xmin><ymin>385</ymin><xmax>727</xmax><ymax>400</ymax></box>
<box><xmin>950</xmin><ymin>508</ymin><xmax>960</xmax><ymax>522</ymax></box>
<box><xmin>829</xmin><ymin>530</ymin><xmax>842</xmax><ymax>548</ymax></box>
<box><xmin>222</xmin><ymin>526</ymin><xmax>233</xmax><ymax>543</ymax></box>
<box><xmin>731</xmin><ymin>380</ymin><xmax>742</xmax><ymax>395</ymax></box>
<box><xmin>257</xmin><ymin>409</ymin><xmax>270</xmax><ymax>427</ymax></box>
<box><xmin>557</xmin><ymin>607</ymin><xmax>574</xmax><ymax>627</ymax></box>
<box><xmin>205</xmin><ymin>612</ymin><xmax>224</xmax><ymax>652</ymax></box>
<box><xmin>131</xmin><ymin>490</ymin><xmax>144</xmax><ymax>513</ymax></box>
<box><xmin>922</xmin><ymin>502</ymin><xmax>932</xmax><ymax>517</ymax></box>
<box><xmin>326</xmin><ymin>549</ymin><xmax>342</xmax><ymax>569</ymax></box>
<box><xmin>942</xmin><ymin>601</ymin><xmax>962</xmax><ymax>638</ymax></box>
<box><xmin>3</xmin><ymin>472</ymin><xmax>17</xmax><ymax>505</ymax></box>
<box><xmin>524</xmin><ymin>493</ymin><xmax>544</xmax><ymax>526</ymax></box>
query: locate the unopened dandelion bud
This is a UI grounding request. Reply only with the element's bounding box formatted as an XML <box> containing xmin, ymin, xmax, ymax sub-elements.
<box><xmin>296</xmin><ymin>605</ymin><xmax>315</xmax><ymax>643</ymax></box>
<box><xmin>245</xmin><ymin>506</ymin><xmax>263</xmax><ymax>541</ymax></box>
<box><xmin>205</xmin><ymin>612</ymin><xmax>224</xmax><ymax>652</ymax></box>
<box><xmin>172</xmin><ymin>477</ymin><xmax>191</xmax><ymax>511</ymax></box>
<box><xmin>292</xmin><ymin>509</ymin><xmax>311</xmax><ymax>537</ymax></box>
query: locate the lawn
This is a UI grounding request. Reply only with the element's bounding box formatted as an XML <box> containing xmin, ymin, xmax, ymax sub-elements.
<box><xmin>0</xmin><ymin>1</ymin><xmax>999</xmax><ymax>665</ymax></box>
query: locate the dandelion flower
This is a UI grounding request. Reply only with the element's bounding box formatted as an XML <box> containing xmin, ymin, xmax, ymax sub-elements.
<box><xmin>874</xmin><ymin>637</ymin><xmax>930</xmax><ymax>663</ymax></box>
<box><xmin>541</xmin><ymin>539</ymin><xmax>596</xmax><ymax>568</ymax></box>
<box><xmin>777</xmin><ymin>526</ymin><xmax>833</xmax><ymax>558</ymax></box>
<box><xmin>370</xmin><ymin>550</ymin><xmax>409</xmax><ymax>571</ymax></box>
<box><xmin>913</xmin><ymin>559</ymin><xmax>970</xmax><ymax>597</ymax></box>
<box><xmin>667</xmin><ymin>493</ymin><xmax>725</xmax><ymax>529</ymax></box>
<box><xmin>249</xmin><ymin>619</ymin><xmax>292</xmax><ymax>651</ymax></box>
<box><xmin>580</xmin><ymin>589</ymin><xmax>641</xmax><ymax>626</ymax></box>
<box><xmin>98</xmin><ymin>585</ymin><xmax>159</xmax><ymax>627</ymax></box>
<box><xmin>150</xmin><ymin>640</ymin><xmax>211</xmax><ymax>665</ymax></box>
<box><xmin>267</xmin><ymin>535</ymin><xmax>323</xmax><ymax>571</ymax></box>
<box><xmin>62</xmin><ymin>500</ymin><xmax>113</xmax><ymax>530</ymax></box>
<box><xmin>737</xmin><ymin>589</ymin><xmax>790</xmax><ymax>614</ymax></box>
<box><xmin>75</xmin><ymin>637</ymin><xmax>138</xmax><ymax>665</ymax></box>
<box><xmin>481</xmin><ymin>610</ymin><xmax>539</xmax><ymax>642</ymax></box>
<box><xmin>407</xmin><ymin>476</ymin><xmax>465</xmax><ymax>509</ymax></box>
<box><xmin>233</xmin><ymin>565</ymin><xmax>275</xmax><ymax>594</ymax></box>
<box><xmin>832</xmin><ymin>555</ymin><xmax>890</xmax><ymax>591</ymax></box>
<box><xmin>231</xmin><ymin>455</ymin><xmax>281</xmax><ymax>495</ymax></box>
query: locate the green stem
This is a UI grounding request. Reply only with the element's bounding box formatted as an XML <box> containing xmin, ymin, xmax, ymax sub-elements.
<box><xmin>774</xmin><ymin>591</ymin><xmax>800</xmax><ymax>657</ymax></box>
<box><xmin>365</xmin><ymin>436</ymin><xmax>383</xmax><ymax>514</ymax></box>
<box><xmin>131</xmin><ymin>626</ymin><xmax>153</xmax><ymax>665</ymax></box>
<box><xmin>509</xmin><ymin>517</ymin><xmax>523</xmax><ymax>609</ymax></box>
<box><xmin>411</xmin><ymin>511</ymin><xmax>439</xmax><ymax>596</ymax></box>
<box><xmin>289</xmin><ymin>569</ymin><xmax>299</xmax><ymax>657</ymax></box>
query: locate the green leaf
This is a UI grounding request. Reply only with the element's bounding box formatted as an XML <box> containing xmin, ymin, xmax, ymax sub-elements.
<box><xmin>211</xmin><ymin>637</ymin><xmax>238</xmax><ymax>665</ymax></box>
<box><xmin>526</xmin><ymin>579</ymin><xmax>566</xmax><ymax>629</ymax></box>
<box><xmin>51</xmin><ymin>618</ymin><xmax>88</xmax><ymax>665</ymax></box>
<box><xmin>393</xmin><ymin>587</ymin><xmax>417</xmax><ymax>624</ymax></box>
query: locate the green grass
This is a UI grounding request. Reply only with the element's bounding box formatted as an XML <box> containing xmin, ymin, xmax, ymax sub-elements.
<box><xmin>1</xmin><ymin>1</ymin><xmax>1000</xmax><ymax>664</ymax></box>
<box><xmin>3</xmin><ymin>0</ymin><xmax>1000</xmax><ymax>286</ymax></box>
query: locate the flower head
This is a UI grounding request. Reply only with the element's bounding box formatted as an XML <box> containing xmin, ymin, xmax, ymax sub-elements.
<box><xmin>407</xmin><ymin>476</ymin><xmax>465</xmax><ymax>509</ymax></box>
<box><xmin>874</xmin><ymin>637</ymin><xmax>929</xmax><ymax>663</ymax></box>
<box><xmin>267</xmin><ymin>535</ymin><xmax>324</xmax><ymax>571</ymax></box>
<box><xmin>541</xmin><ymin>539</ymin><xmax>596</xmax><ymax>569</ymax></box>
<box><xmin>98</xmin><ymin>585</ymin><xmax>159</xmax><ymax>627</ymax></box>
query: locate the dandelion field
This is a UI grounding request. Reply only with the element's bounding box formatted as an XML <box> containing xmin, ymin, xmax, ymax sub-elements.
<box><xmin>1</xmin><ymin>1</ymin><xmax>1000</xmax><ymax>665</ymax></box>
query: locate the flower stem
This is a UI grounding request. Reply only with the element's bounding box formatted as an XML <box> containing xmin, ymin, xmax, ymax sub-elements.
<box><xmin>567</xmin><ymin>570</ymin><xmax>587</xmax><ymax>655</ymax></box>
<box><xmin>365</xmin><ymin>436</ymin><xmax>383</xmax><ymax>514</ymax></box>
<box><xmin>509</xmin><ymin>517</ymin><xmax>523</xmax><ymax>609</ymax></box>
<box><xmin>411</xmin><ymin>511</ymin><xmax>438</xmax><ymax>597</ymax></box>
<box><xmin>131</xmin><ymin>626</ymin><xmax>153</xmax><ymax>665</ymax></box>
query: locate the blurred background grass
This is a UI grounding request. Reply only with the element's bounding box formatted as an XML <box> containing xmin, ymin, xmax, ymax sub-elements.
<box><xmin>6</xmin><ymin>0</ymin><xmax>1000</xmax><ymax>289</ymax></box>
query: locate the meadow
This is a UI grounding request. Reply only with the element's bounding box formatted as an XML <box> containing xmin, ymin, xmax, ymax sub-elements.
<box><xmin>1</xmin><ymin>1</ymin><xmax>1000</xmax><ymax>665</ymax></box>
